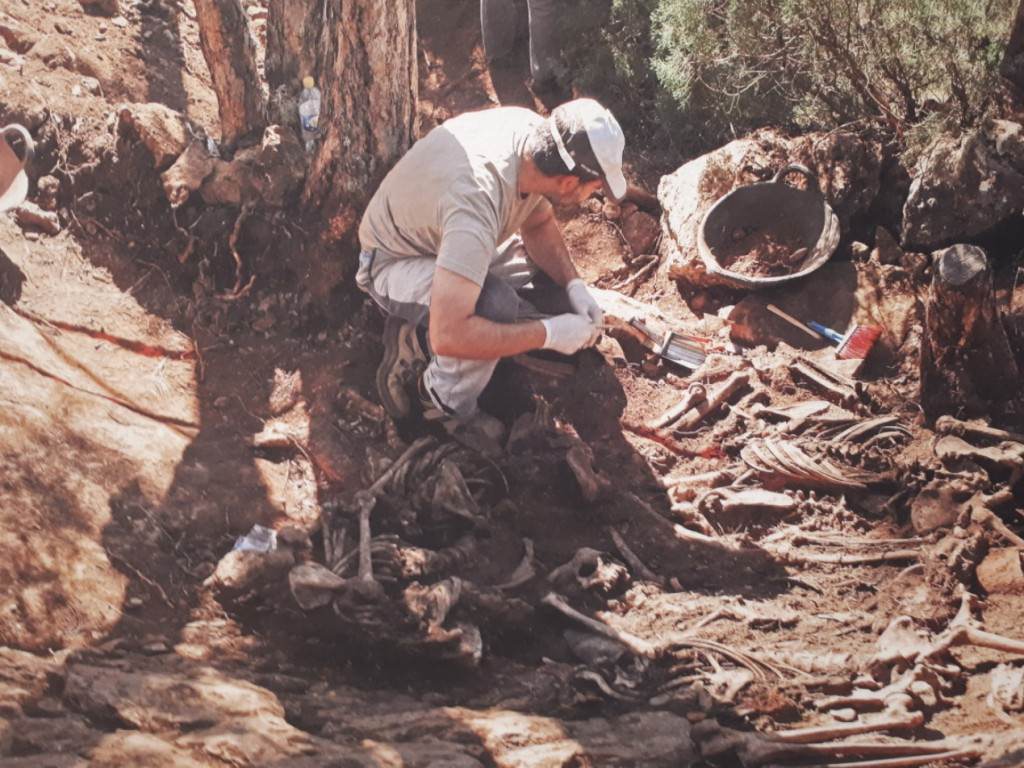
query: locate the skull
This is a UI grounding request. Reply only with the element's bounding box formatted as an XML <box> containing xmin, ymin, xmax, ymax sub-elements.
<box><xmin>548</xmin><ymin>548</ymin><xmax>630</xmax><ymax>596</ymax></box>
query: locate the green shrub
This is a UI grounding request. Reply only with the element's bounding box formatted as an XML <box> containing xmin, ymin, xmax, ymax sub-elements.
<box><xmin>563</xmin><ymin>0</ymin><xmax>1017</xmax><ymax>153</ymax></box>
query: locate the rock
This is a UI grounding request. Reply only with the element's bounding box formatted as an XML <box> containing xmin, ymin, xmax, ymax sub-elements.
<box><xmin>0</xmin><ymin>20</ymin><xmax>40</xmax><ymax>53</ymax></box>
<box><xmin>204</xmin><ymin>547</ymin><xmax>293</xmax><ymax>597</ymax></box>
<box><xmin>200</xmin><ymin>125</ymin><xmax>305</xmax><ymax>207</ymax></box>
<box><xmin>64</xmin><ymin>662</ymin><xmax>286</xmax><ymax>731</ymax></box>
<box><xmin>661</xmin><ymin>129</ymin><xmax>882</xmax><ymax>288</ymax></box>
<box><xmin>88</xmin><ymin>731</ymin><xmax>208</xmax><ymax>767</ymax></box>
<box><xmin>116</xmin><ymin>102</ymin><xmax>191</xmax><ymax>170</ymax></box>
<box><xmin>289</xmin><ymin>563</ymin><xmax>346</xmax><ymax>610</ymax></box>
<box><xmin>619</xmin><ymin>209</ymin><xmax>660</xmax><ymax>256</ymax></box>
<box><xmin>53</xmin><ymin>21</ymin><xmax>72</xmax><ymax>35</ymax></box>
<box><xmin>8</xmin><ymin>715</ymin><xmax>94</xmax><ymax>757</ymax></box>
<box><xmin>71</xmin><ymin>84</ymin><xmax>82</xmax><ymax>97</ymax></box>
<box><xmin>160</xmin><ymin>140</ymin><xmax>215</xmax><ymax>208</ymax></box>
<box><xmin>81</xmin><ymin>76</ymin><xmax>101</xmax><ymax>95</ymax></box>
<box><xmin>902</xmin><ymin>120</ymin><xmax>1024</xmax><ymax>249</ymax></box>
<box><xmin>977</xmin><ymin>548</ymin><xmax>1024</xmax><ymax>595</ymax></box>
<box><xmin>36</xmin><ymin>175</ymin><xmax>60</xmax><ymax>211</ymax></box>
<box><xmin>910</xmin><ymin>479</ymin><xmax>964</xmax><ymax>533</ymax></box>
<box><xmin>31</xmin><ymin>36</ymin><xmax>76</xmax><ymax>70</ymax></box>
<box><xmin>831</xmin><ymin>707</ymin><xmax>858</xmax><ymax>722</ymax></box>
<box><xmin>0</xmin><ymin>648</ymin><xmax>64</xmax><ymax>717</ymax></box>
<box><xmin>78</xmin><ymin>0</ymin><xmax>119</xmax><ymax>16</ymax></box>
<box><xmin>850</xmin><ymin>241</ymin><xmax>870</xmax><ymax>259</ymax></box>
<box><xmin>112</xmin><ymin>16</ymin><xmax>129</xmax><ymax>28</ymax></box>
<box><xmin>871</xmin><ymin>226</ymin><xmax>902</xmax><ymax>265</ymax></box>
<box><xmin>14</xmin><ymin>202</ymin><xmax>61</xmax><ymax>235</ymax></box>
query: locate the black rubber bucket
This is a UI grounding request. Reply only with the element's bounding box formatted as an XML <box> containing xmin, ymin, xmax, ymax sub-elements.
<box><xmin>697</xmin><ymin>164</ymin><xmax>840</xmax><ymax>290</ymax></box>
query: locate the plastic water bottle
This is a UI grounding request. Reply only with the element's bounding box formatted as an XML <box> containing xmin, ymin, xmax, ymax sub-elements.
<box><xmin>298</xmin><ymin>76</ymin><xmax>321</xmax><ymax>152</ymax></box>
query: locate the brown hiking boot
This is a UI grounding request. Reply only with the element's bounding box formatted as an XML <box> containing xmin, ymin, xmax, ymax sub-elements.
<box><xmin>375</xmin><ymin>315</ymin><xmax>427</xmax><ymax>419</ymax></box>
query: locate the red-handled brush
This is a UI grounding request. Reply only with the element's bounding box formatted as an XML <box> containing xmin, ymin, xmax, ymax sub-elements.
<box><xmin>806</xmin><ymin>319</ymin><xmax>882</xmax><ymax>360</ymax></box>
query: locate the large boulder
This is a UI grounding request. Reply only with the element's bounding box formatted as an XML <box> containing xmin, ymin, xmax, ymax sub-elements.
<box><xmin>902</xmin><ymin>120</ymin><xmax>1024</xmax><ymax>250</ymax></box>
<box><xmin>660</xmin><ymin>129</ymin><xmax>882</xmax><ymax>289</ymax></box>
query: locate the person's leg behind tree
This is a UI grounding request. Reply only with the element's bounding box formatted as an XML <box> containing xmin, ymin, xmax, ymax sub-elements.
<box><xmin>526</xmin><ymin>0</ymin><xmax>562</xmax><ymax>87</ymax></box>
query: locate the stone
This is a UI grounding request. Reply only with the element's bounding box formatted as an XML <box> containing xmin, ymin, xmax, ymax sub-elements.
<box><xmin>902</xmin><ymin>120</ymin><xmax>1024</xmax><ymax>249</ymax></box>
<box><xmin>0</xmin><ymin>20</ymin><xmax>41</xmax><ymax>53</ymax></box>
<box><xmin>112</xmin><ymin>16</ymin><xmax>129</xmax><ymax>28</ymax></box>
<box><xmin>289</xmin><ymin>563</ymin><xmax>346</xmax><ymax>610</ymax></box>
<box><xmin>8</xmin><ymin>714</ymin><xmax>94</xmax><ymax>756</ymax></box>
<box><xmin>200</xmin><ymin>124</ymin><xmax>305</xmax><ymax>207</ymax></box>
<box><xmin>619</xmin><ymin>209</ymin><xmax>660</xmax><ymax>256</ymax></box>
<box><xmin>64</xmin><ymin>662</ymin><xmax>285</xmax><ymax>732</ymax></box>
<box><xmin>661</xmin><ymin>128</ymin><xmax>881</xmax><ymax>289</ymax></box>
<box><xmin>203</xmin><ymin>547</ymin><xmax>294</xmax><ymax>596</ymax></box>
<box><xmin>870</xmin><ymin>226</ymin><xmax>903</xmax><ymax>265</ymax></box>
<box><xmin>910</xmin><ymin>479</ymin><xmax>964</xmax><ymax>533</ymax></box>
<box><xmin>977</xmin><ymin>548</ymin><xmax>1024</xmax><ymax>595</ymax></box>
<box><xmin>81</xmin><ymin>76</ymin><xmax>101</xmax><ymax>95</ymax></box>
<box><xmin>31</xmin><ymin>36</ymin><xmax>76</xmax><ymax>70</ymax></box>
<box><xmin>160</xmin><ymin>140</ymin><xmax>215</xmax><ymax>208</ymax></box>
<box><xmin>78</xmin><ymin>0</ymin><xmax>119</xmax><ymax>15</ymax></box>
<box><xmin>0</xmin><ymin>648</ymin><xmax>63</xmax><ymax>717</ymax></box>
<box><xmin>36</xmin><ymin>175</ymin><xmax>61</xmax><ymax>211</ymax></box>
<box><xmin>88</xmin><ymin>731</ymin><xmax>207</xmax><ymax>767</ymax></box>
<box><xmin>116</xmin><ymin>102</ymin><xmax>191</xmax><ymax>170</ymax></box>
<box><xmin>14</xmin><ymin>202</ymin><xmax>61</xmax><ymax>235</ymax></box>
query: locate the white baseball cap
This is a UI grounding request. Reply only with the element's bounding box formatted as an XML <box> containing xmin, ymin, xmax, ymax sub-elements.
<box><xmin>549</xmin><ymin>98</ymin><xmax>627</xmax><ymax>201</ymax></box>
<box><xmin>0</xmin><ymin>125</ymin><xmax>33</xmax><ymax>213</ymax></box>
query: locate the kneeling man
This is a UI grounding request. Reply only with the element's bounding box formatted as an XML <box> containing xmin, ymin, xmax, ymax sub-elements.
<box><xmin>357</xmin><ymin>98</ymin><xmax>627</xmax><ymax>441</ymax></box>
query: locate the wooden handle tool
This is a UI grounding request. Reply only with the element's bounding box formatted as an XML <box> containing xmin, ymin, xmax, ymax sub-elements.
<box><xmin>766</xmin><ymin>304</ymin><xmax>823</xmax><ymax>340</ymax></box>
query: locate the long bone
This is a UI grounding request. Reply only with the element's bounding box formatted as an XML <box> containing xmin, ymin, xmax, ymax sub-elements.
<box><xmin>541</xmin><ymin>591</ymin><xmax>780</xmax><ymax>679</ymax></box>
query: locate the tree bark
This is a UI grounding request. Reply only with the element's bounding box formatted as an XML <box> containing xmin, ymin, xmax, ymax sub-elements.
<box><xmin>302</xmin><ymin>0</ymin><xmax>418</xmax><ymax>244</ymax></box>
<box><xmin>193</xmin><ymin>0</ymin><xmax>267</xmax><ymax>147</ymax></box>
<box><xmin>1002</xmin><ymin>0</ymin><xmax>1024</xmax><ymax>91</ymax></box>
<box><xmin>265</xmin><ymin>0</ymin><xmax>321</xmax><ymax>98</ymax></box>
<box><xmin>919</xmin><ymin>244</ymin><xmax>1020</xmax><ymax>421</ymax></box>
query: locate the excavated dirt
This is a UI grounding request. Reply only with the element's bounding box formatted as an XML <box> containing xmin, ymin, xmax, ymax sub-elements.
<box><xmin>715</xmin><ymin>221</ymin><xmax>810</xmax><ymax>278</ymax></box>
<box><xmin>2</xmin><ymin>0</ymin><xmax>1024</xmax><ymax>766</ymax></box>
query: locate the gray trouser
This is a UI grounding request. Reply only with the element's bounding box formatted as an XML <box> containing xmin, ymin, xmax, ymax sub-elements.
<box><xmin>356</xmin><ymin>239</ymin><xmax>570</xmax><ymax>419</ymax></box>
<box><xmin>480</xmin><ymin>0</ymin><xmax>560</xmax><ymax>82</ymax></box>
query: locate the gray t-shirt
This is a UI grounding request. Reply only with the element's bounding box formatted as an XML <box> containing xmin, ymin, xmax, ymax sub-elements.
<box><xmin>358</xmin><ymin>106</ymin><xmax>546</xmax><ymax>287</ymax></box>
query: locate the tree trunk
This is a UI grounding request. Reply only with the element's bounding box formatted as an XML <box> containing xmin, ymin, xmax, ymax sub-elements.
<box><xmin>193</xmin><ymin>0</ymin><xmax>266</xmax><ymax>147</ymax></box>
<box><xmin>302</xmin><ymin>0</ymin><xmax>418</xmax><ymax>244</ymax></box>
<box><xmin>265</xmin><ymin>0</ymin><xmax>321</xmax><ymax>118</ymax></box>
<box><xmin>919</xmin><ymin>244</ymin><xmax>1021</xmax><ymax>421</ymax></box>
<box><xmin>1002</xmin><ymin>0</ymin><xmax>1024</xmax><ymax>91</ymax></box>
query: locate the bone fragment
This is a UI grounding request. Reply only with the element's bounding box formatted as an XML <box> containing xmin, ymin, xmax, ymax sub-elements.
<box><xmin>936</xmin><ymin>414</ymin><xmax>1024</xmax><ymax>444</ymax></box>
<box><xmin>803</xmin><ymin>749</ymin><xmax>982</xmax><ymax>768</ymax></box>
<box><xmin>495</xmin><ymin>538</ymin><xmax>536</xmax><ymax>590</ymax></box>
<box><xmin>675</xmin><ymin>371</ymin><xmax>751</xmax><ymax>431</ymax></box>
<box><xmin>648</xmin><ymin>383</ymin><xmax>708</xmax><ymax>429</ymax></box>
<box><xmin>339</xmin><ymin>386</ymin><xmax>386</xmax><ymax>422</ymax></box>
<box><xmin>769</xmin><ymin>709</ymin><xmax>925</xmax><ymax>743</ymax></box>
<box><xmin>970</xmin><ymin>504</ymin><xmax>1024</xmax><ymax>548</ymax></box>
<box><xmin>768</xmin><ymin>544</ymin><xmax>920</xmax><ymax>566</ymax></box>
<box><xmin>791</xmin><ymin>358</ymin><xmax>859</xmax><ymax>408</ymax></box>
<box><xmin>660</xmin><ymin>468</ymin><xmax>735</xmax><ymax>493</ymax></box>
<box><xmin>608</xmin><ymin>527</ymin><xmax>664</xmax><ymax>585</ymax></box>
<box><xmin>541</xmin><ymin>591</ymin><xmax>659</xmax><ymax>658</ymax></box>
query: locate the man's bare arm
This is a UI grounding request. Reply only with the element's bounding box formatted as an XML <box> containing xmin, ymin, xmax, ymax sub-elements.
<box><xmin>429</xmin><ymin>266</ymin><xmax>546</xmax><ymax>359</ymax></box>
<box><xmin>519</xmin><ymin>202</ymin><xmax>579</xmax><ymax>287</ymax></box>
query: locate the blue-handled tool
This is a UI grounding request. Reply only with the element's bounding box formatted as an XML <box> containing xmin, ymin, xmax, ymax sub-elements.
<box><xmin>807</xmin><ymin>320</ymin><xmax>881</xmax><ymax>360</ymax></box>
<box><xmin>766</xmin><ymin>304</ymin><xmax>880</xmax><ymax>360</ymax></box>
